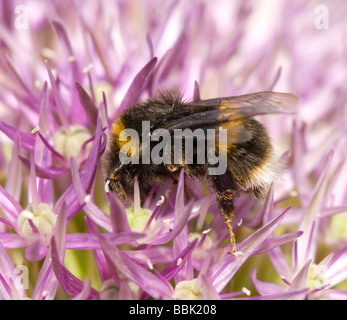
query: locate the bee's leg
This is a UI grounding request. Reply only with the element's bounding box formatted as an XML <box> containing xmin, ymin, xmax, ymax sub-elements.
<box><xmin>209</xmin><ymin>172</ymin><xmax>238</xmax><ymax>254</ymax></box>
<box><xmin>217</xmin><ymin>192</ymin><xmax>238</xmax><ymax>254</ymax></box>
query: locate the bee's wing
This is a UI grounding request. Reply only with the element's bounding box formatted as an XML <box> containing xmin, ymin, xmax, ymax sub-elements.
<box><xmin>161</xmin><ymin>115</ymin><xmax>254</xmax><ymax>145</ymax></box>
<box><xmin>161</xmin><ymin>103</ymin><xmax>285</xmax><ymax>132</ymax></box>
<box><xmin>155</xmin><ymin>107</ymin><xmax>269</xmax><ymax>145</ymax></box>
<box><xmin>184</xmin><ymin>91</ymin><xmax>298</xmax><ymax>111</ymax></box>
<box><xmin>154</xmin><ymin>92</ymin><xmax>297</xmax><ymax>144</ymax></box>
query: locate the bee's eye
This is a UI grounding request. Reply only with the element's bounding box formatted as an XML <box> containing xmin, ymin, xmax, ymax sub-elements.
<box><xmin>104</xmin><ymin>179</ymin><xmax>112</xmax><ymax>193</ymax></box>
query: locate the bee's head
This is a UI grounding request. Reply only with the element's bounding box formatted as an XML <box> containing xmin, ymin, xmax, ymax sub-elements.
<box><xmin>105</xmin><ymin>177</ymin><xmax>127</xmax><ymax>204</ymax></box>
<box><xmin>104</xmin><ymin>162</ymin><xmax>127</xmax><ymax>203</ymax></box>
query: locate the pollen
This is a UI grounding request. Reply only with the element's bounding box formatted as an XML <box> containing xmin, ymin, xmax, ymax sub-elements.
<box><xmin>82</xmin><ymin>63</ymin><xmax>94</xmax><ymax>73</ymax></box>
<box><xmin>147</xmin><ymin>258</ymin><xmax>154</xmax><ymax>270</ymax></box>
<box><xmin>31</xmin><ymin>126</ymin><xmax>40</xmax><ymax>134</ymax></box>
<box><xmin>242</xmin><ymin>287</ymin><xmax>251</xmax><ymax>296</ymax></box>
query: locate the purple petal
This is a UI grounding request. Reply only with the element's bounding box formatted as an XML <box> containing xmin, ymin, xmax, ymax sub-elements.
<box><xmin>139</xmin><ymin>172</ymin><xmax>193</xmax><ymax>246</ymax></box>
<box><xmin>321</xmin><ymin>205</ymin><xmax>347</xmax><ymax>219</ymax></box>
<box><xmin>25</xmin><ymin>240</ymin><xmax>48</xmax><ymax>261</ymax></box>
<box><xmin>75</xmin><ymin>82</ymin><xmax>99</xmax><ymax>126</ymax></box>
<box><xmin>146</xmin><ymin>33</ymin><xmax>154</xmax><ymax>59</ymax></box>
<box><xmin>5</xmin><ymin>135</ymin><xmax>22</xmax><ymax>201</ymax></box>
<box><xmin>142</xmin><ymin>201</ymin><xmax>192</xmax><ymax>246</ymax></box>
<box><xmin>173</xmin><ymin>169</ymin><xmax>192</xmax><ymax>282</ymax></box>
<box><xmin>319</xmin><ymin>289</ymin><xmax>347</xmax><ymax>300</ymax></box>
<box><xmin>54</xmin><ymin>117</ymin><xmax>103</xmax><ymax>218</ymax></box>
<box><xmin>45</xmin><ymin>60</ymin><xmax>69</xmax><ymax>129</ymax></box>
<box><xmin>50</xmin><ymin>237</ymin><xmax>99</xmax><ymax>299</ymax></box>
<box><xmin>195</xmin><ymin>192</ymin><xmax>214</xmax><ymax>230</ymax></box>
<box><xmin>210</xmin><ymin>206</ymin><xmax>290</xmax><ymax>293</ymax></box>
<box><xmin>0</xmin><ymin>121</ymin><xmax>35</xmax><ymax>151</ymax></box>
<box><xmin>3</xmin><ymin>54</ymin><xmax>39</xmax><ymax>105</ymax></box>
<box><xmin>291</xmin><ymin>120</ymin><xmax>311</xmax><ymax>204</ymax></box>
<box><xmin>250</xmin><ymin>269</ymin><xmax>285</xmax><ymax>296</ymax></box>
<box><xmin>124</xmin><ymin>246</ymin><xmax>172</xmax><ymax>266</ymax></box>
<box><xmin>234</xmin><ymin>288</ymin><xmax>309</xmax><ymax>300</ymax></box>
<box><xmin>297</xmin><ymin>151</ymin><xmax>333</xmax><ymax>265</ymax></box>
<box><xmin>267</xmin><ymin>246</ymin><xmax>294</xmax><ymax>282</ymax></box>
<box><xmin>252</xmin><ymin>231</ymin><xmax>303</xmax><ymax>256</ymax></box>
<box><xmin>155</xmin><ymin>32</ymin><xmax>188</xmax><ymax>84</ymax></box>
<box><xmin>54</xmin><ymin>207</ymin><xmax>67</xmax><ymax>261</ymax></box>
<box><xmin>193</xmin><ymin>80</ymin><xmax>201</xmax><ymax>102</ymax></box>
<box><xmin>288</xmin><ymin>259</ymin><xmax>311</xmax><ymax>299</ymax></box>
<box><xmin>28</xmin><ymin>218</ymin><xmax>40</xmax><ymax>236</ymax></box>
<box><xmin>0</xmin><ymin>273</ymin><xmax>12</xmax><ymax>300</ymax></box>
<box><xmin>267</xmin><ymin>66</ymin><xmax>282</xmax><ymax>91</ymax></box>
<box><xmin>325</xmin><ymin>245</ymin><xmax>347</xmax><ymax>287</ymax></box>
<box><xmin>0</xmin><ymin>218</ymin><xmax>17</xmax><ymax>232</ymax></box>
<box><xmin>160</xmin><ymin>238</ymin><xmax>198</xmax><ymax>282</ymax></box>
<box><xmin>80</xmin><ymin>20</ymin><xmax>115</xmax><ymax>83</ymax></box>
<box><xmin>0</xmin><ymin>242</ymin><xmax>27</xmax><ymax>299</ymax></box>
<box><xmin>262</xmin><ymin>184</ymin><xmax>275</xmax><ymax>224</ymax></box>
<box><xmin>36</xmin><ymin>131</ymin><xmax>66</xmax><ymax>163</ymax></box>
<box><xmin>117</xmin><ymin>57</ymin><xmax>157</xmax><ymax>116</ymax></box>
<box><xmin>72</xmin><ymin>278</ymin><xmax>92</xmax><ymax>300</ymax></box>
<box><xmin>37</xmin><ymin>148</ymin><xmax>55</xmax><ymax>205</ymax></box>
<box><xmin>85</xmin><ymin>217</ymin><xmax>121</xmax><ymax>285</ymax></box>
<box><xmin>140</xmin><ymin>239</ymin><xmax>197</xmax><ymax>300</ymax></box>
<box><xmin>65</xmin><ymin>232</ymin><xmax>143</xmax><ymax>250</ymax></box>
<box><xmin>98</xmin><ymin>233</ymin><xmax>173</xmax><ymax>300</ymax></box>
<box><xmin>70</xmin><ymin>157</ymin><xmax>111</xmax><ymax>231</ymax></box>
<box><xmin>107</xmin><ymin>192</ymin><xmax>131</xmax><ymax>233</ymax></box>
<box><xmin>144</xmin><ymin>201</ymin><xmax>163</xmax><ymax>232</ymax></box>
<box><xmin>32</xmin><ymin>251</ymin><xmax>57</xmax><ymax>300</ymax></box>
<box><xmin>29</xmin><ymin>152</ymin><xmax>39</xmax><ymax>210</ymax></box>
<box><xmin>201</xmin><ymin>275</ymin><xmax>221</xmax><ymax>300</ymax></box>
<box><xmin>0</xmin><ymin>184</ymin><xmax>23</xmax><ymax>226</ymax></box>
<box><xmin>52</xmin><ymin>21</ymin><xmax>81</xmax><ymax>82</ymax></box>
<box><xmin>38</xmin><ymin>81</ymin><xmax>49</xmax><ymax>136</ymax></box>
<box><xmin>18</xmin><ymin>159</ymin><xmax>68</xmax><ymax>182</ymax></box>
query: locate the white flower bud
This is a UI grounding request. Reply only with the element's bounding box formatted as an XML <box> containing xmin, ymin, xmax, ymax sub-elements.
<box><xmin>125</xmin><ymin>207</ymin><xmax>153</xmax><ymax>233</ymax></box>
<box><xmin>53</xmin><ymin>125</ymin><xmax>91</xmax><ymax>159</ymax></box>
<box><xmin>17</xmin><ymin>203</ymin><xmax>56</xmax><ymax>238</ymax></box>
<box><xmin>173</xmin><ymin>279</ymin><xmax>203</xmax><ymax>300</ymax></box>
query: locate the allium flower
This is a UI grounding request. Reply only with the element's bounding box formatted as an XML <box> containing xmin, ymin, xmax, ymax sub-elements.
<box><xmin>0</xmin><ymin>0</ymin><xmax>346</xmax><ymax>301</ymax></box>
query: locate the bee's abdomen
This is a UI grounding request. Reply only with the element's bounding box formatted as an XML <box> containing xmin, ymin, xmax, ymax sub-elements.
<box><xmin>227</xmin><ymin>119</ymin><xmax>279</xmax><ymax>199</ymax></box>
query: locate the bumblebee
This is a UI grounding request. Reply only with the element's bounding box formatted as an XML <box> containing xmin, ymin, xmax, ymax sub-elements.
<box><xmin>104</xmin><ymin>90</ymin><xmax>298</xmax><ymax>253</ymax></box>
